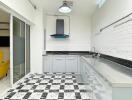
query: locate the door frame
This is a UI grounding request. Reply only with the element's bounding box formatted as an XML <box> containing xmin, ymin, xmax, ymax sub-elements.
<box><xmin>0</xmin><ymin>2</ymin><xmax>32</xmax><ymax>86</ymax></box>
<box><xmin>10</xmin><ymin>16</ymin><xmax>31</xmax><ymax>86</ymax></box>
<box><xmin>10</xmin><ymin>14</ymin><xmax>13</xmax><ymax>86</ymax></box>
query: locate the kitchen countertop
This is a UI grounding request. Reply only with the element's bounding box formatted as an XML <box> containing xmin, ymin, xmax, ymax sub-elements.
<box><xmin>81</xmin><ymin>56</ymin><xmax>132</xmax><ymax>88</ymax></box>
<box><xmin>45</xmin><ymin>51</ymin><xmax>93</xmax><ymax>55</ymax></box>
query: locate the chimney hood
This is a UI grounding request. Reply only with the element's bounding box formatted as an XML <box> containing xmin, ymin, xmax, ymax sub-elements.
<box><xmin>50</xmin><ymin>19</ymin><xmax>69</xmax><ymax>38</ymax></box>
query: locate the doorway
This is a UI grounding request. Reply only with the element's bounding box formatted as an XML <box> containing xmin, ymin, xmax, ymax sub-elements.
<box><xmin>0</xmin><ymin>8</ymin><xmax>31</xmax><ymax>97</ymax></box>
<box><xmin>0</xmin><ymin>8</ymin><xmax>10</xmax><ymax>96</ymax></box>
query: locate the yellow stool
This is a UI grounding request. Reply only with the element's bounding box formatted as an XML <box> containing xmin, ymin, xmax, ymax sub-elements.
<box><xmin>0</xmin><ymin>51</ymin><xmax>9</xmax><ymax>79</ymax></box>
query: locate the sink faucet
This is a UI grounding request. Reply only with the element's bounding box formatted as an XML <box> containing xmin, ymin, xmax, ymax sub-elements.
<box><xmin>91</xmin><ymin>47</ymin><xmax>100</xmax><ymax>58</ymax></box>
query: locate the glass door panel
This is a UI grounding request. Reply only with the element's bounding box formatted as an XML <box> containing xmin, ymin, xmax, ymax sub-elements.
<box><xmin>13</xmin><ymin>17</ymin><xmax>25</xmax><ymax>83</ymax></box>
<box><xmin>13</xmin><ymin>17</ymin><xmax>21</xmax><ymax>83</ymax></box>
<box><xmin>26</xmin><ymin>24</ymin><xmax>30</xmax><ymax>74</ymax></box>
<box><xmin>20</xmin><ymin>21</ymin><xmax>25</xmax><ymax>78</ymax></box>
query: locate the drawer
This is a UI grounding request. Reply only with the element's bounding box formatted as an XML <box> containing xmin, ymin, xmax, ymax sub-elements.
<box><xmin>54</xmin><ymin>55</ymin><xmax>66</xmax><ymax>58</ymax></box>
<box><xmin>66</xmin><ymin>56</ymin><xmax>77</xmax><ymax>60</ymax></box>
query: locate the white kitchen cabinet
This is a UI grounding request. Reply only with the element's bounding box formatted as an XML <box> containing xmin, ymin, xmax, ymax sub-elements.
<box><xmin>43</xmin><ymin>55</ymin><xmax>79</xmax><ymax>73</ymax></box>
<box><xmin>80</xmin><ymin>58</ymin><xmax>84</xmax><ymax>75</ymax></box>
<box><xmin>80</xmin><ymin>57</ymin><xmax>112</xmax><ymax>100</ymax></box>
<box><xmin>80</xmin><ymin>58</ymin><xmax>86</xmax><ymax>81</ymax></box>
<box><xmin>52</xmin><ymin>56</ymin><xmax>65</xmax><ymax>72</ymax></box>
<box><xmin>43</xmin><ymin>55</ymin><xmax>52</xmax><ymax>72</ymax></box>
<box><xmin>66</xmin><ymin>56</ymin><xmax>78</xmax><ymax>73</ymax></box>
<box><xmin>77</xmin><ymin>56</ymin><xmax>81</xmax><ymax>74</ymax></box>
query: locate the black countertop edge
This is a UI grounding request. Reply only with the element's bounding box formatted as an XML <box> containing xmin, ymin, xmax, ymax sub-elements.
<box><xmin>100</xmin><ymin>53</ymin><xmax>132</xmax><ymax>69</ymax></box>
<box><xmin>79</xmin><ymin>51</ymin><xmax>132</xmax><ymax>69</ymax></box>
<box><xmin>46</xmin><ymin>51</ymin><xmax>94</xmax><ymax>55</ymax></box>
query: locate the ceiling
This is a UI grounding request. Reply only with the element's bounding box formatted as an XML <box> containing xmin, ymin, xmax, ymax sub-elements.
<box><xmin>31</xmin><ymin>0</ymin><xmax>97</xmax><ymax>16</ymax></box>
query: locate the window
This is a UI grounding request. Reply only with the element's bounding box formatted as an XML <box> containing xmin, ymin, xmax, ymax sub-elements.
<box><xmin>96</xmin><ymin>0</ymin><xmax>106</xmax><ymax>8</ymax></box>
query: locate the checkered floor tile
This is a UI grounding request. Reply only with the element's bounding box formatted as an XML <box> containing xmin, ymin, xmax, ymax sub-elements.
<box><xmin>3</xmin><ymin>73</ymin><xmax>93</xmax><ymax>100</ymax></box>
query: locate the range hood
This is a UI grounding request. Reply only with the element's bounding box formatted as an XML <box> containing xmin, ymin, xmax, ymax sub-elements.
<box><xmin>50</xmin><ymin>19</ymin><xmax>69</xmax><ymax>38</ymax></box>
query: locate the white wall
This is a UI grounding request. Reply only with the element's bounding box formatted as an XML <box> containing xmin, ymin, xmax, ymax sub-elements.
<box><xmin>31</xmin><ymin>13</ymin><xmax>92</xmax><ymax>74</ymax></box>
<box><xmin>0</xmin><ymin>0</ymin><xmax>35</xmax><ymax>23</ymax></box>
<box><xmin>30</xmin><ymin>7</ymin><xmax>44</xmax><ymax>74</ymax></box>
<box><xmin>0</xmin><ymin>1</ymin><xmax>45</xmax><ymax>74</ymax></box>
<box><xmin>92</xmin><ymin>0</ymin><xmax>132</xmax><ymax>60</ymax></box>
<box><xmin>92</xmin><ymin>0</ymin><xmax>132</xmax><ymax>34</ymax></box>
<box><xmin>46</xmin><ymin>15</ymin><xmax>91</xmax><ymax>51</ymax></box>
<box><xmin>0</xmin><ymin>1</ymin><xmax>92</xmax><ymax>74</ymax></box>
<box><xmin>0</xmin><ymin>0</ymin><xmax>44</xmax><ymax>74</ymax></box>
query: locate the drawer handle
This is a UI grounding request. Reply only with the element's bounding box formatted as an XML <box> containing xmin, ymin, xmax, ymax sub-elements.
<box><xmin>67</xmin><ymin>59</ymin><xmax>75</xmax><ymax>60</ymax></box>
<box><xmin>56</xmin><ymin>59</ymin><xmax>63</xmax><ymax>60</ymax></box>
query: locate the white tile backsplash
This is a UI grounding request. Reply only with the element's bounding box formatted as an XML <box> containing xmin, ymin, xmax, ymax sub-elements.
<box><xmin>94</xmin><ymin>15</ymin><xmax>132</xmax><ymax>61</ymax></box>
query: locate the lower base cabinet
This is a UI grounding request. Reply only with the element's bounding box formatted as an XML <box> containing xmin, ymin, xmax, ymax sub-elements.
<box><xmin>80</xmin><ymin>57</ymin><xmax>112</xmax><ymax>100</ymax></box>
<box><xmin>52</xmin><ymin>56</ymin><xmax>65</xmax><ymax>72</ymax></box>
<box><xmin>43</xmin><ymin>55</ymin><xmax>52</xmax><ymax>72</ymax></box>
<box><xmin>81</xmin><ymin>57</ymin><xmax>132</xmax><ymax>100</ymax></box>
<box><xmin>66</xmin><ymin>56</ymin><xmax>78</xmax><ymax>72</ymax></box>
<box><xmin>43</xmin><ymin>55</ymin><xmax>79</xmax><ymax>73</ymax></box>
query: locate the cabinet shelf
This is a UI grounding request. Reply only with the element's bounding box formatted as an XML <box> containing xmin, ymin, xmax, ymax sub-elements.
<box><xmin>0</xmin><ymin>22</ymin><xmax>9</xmax><ymax>30</ymax></box>
<box><xmin>0</xmin><ymin>22</ymin><xmax>9</xmax><ymax>24</ymax></box>
<box><xmin>0</xmin><ymin>29</ymin><xmax>9</xmax><ymax>30</ymax></box>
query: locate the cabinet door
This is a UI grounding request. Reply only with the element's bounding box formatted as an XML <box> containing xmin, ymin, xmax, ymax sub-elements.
<box><xmin>43</xmin><ymin>56</ymin><xmax>52</xmax><ymax>72</ymax></box>
<box><xmin>80</xmin><ymin>59</ymin><xmax>84</xmax><ymax>75</ymax></box>
<box><xmin>80</xmin><ymin>59</ymin><xmax>88</xmax><ymax>82</ymax></box>
<box><xmin>52</xmin><ymin>56</ymin><xmax>65</xmax><ymax>72</ymax></box>
<box><xmin>77</xmin><ymin>56</ymin><xmax>81</xmax><ymax>74</ymax></box>
<box><xmin>84</xmin><ymin>63</ymin><xmax>89</xmax><ymax>82</ymax></box>
<box><xmin>66</xmin><ymin>56</ymin><xmax>78</xmax><ymax>72</ymax></box>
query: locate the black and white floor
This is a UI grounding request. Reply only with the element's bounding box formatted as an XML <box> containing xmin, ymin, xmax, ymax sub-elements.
<box><xmin>3</xmin><ymin>73</ymin><xmax>93</xmax><ymax>100</ymax></box>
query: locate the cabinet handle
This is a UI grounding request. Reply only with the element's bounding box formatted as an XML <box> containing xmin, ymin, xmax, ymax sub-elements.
<box><xmin>56</xmin><ymin>59</ymin><xmax>63</xmax><ymax>60</ymax></box>
<box><xmin>67</xmin><ymin>59</ymin><xmax>75</xmax><ymax>60</ymax></box>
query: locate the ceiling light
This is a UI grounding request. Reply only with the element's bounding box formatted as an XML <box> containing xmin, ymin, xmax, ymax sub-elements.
<box><xmin>59</xmin><ymin>1</ymin><xmax>72</xmax><ymax>13</ymax></box>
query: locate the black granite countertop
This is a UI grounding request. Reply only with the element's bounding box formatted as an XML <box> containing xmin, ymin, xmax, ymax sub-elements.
<box><xmin>45</xmin><ymin>51</ymin><xmax>132</xmax><ymax>70</ymax></box>
<box><xmin>46</xmin><ymin>51</ymin><xmax>94</xmax><ymax>55</ymax></box>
